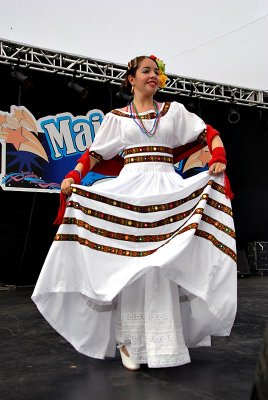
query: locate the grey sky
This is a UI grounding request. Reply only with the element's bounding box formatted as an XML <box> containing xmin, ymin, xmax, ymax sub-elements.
<box><xmin>0</xmin><ymin>0</ymin><xmax>267</xmax><ymax>89</ymax></box>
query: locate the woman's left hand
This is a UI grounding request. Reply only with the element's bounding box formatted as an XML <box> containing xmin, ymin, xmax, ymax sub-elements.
<box><xmin>209</xmin><ymin>162</ymin><xmax>226</xmax><ymax>175</ymax></box>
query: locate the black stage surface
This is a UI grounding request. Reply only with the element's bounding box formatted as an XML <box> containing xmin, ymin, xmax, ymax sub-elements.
<box><xmin>1</xmin><ymin>276</ymin><xmax>268</xmax><ymax>400</ymax></box>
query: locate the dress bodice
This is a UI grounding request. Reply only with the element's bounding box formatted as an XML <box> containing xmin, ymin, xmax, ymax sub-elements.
<box><xmin>90</xmin><ymin>101</ymin><xmax>206</xmax><ymax>160</ymax></box>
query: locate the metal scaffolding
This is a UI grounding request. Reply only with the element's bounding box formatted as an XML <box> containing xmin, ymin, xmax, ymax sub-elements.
<box><xmin>1</xmin><ymin>38</ymin><xmax>268</xmax><ymax>109</ymax></box>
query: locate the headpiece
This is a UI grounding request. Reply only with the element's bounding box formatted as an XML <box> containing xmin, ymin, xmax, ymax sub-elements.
<box><xmin>149</xmin><ymin>55</ymin><xmax>168</xmax><ymax>88</ymax></box>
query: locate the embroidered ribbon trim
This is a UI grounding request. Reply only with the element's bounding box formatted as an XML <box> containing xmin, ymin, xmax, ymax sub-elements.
<box><xmin>70</xmin><ymin>181</ymin><xmax>231</xmax><ymax>214</ymax></box>
<box><xmin>111</xmin><ymin>102</ymin><xmax>171</xmax><ymax>119</ymax></box>
<box><xmin>55</xmin><ymin>224</ymin><xmax>236</xmax><ymax>261</ymax></box>
<box><xmin>124</xmin><ymin>155</ymin><xmax>173</xmax><ymax>164</ymax></box>
<box><xmin>124</xmin><ymin>146</ymin><xmax>173</xmax><ymax>156</ymax></box>
<box><xmin>72</xmin><ymin>186</ymin><xmax>202</xmax><ymax>212</ymax></box>
<box><xmin>62</xmin><ymin>211</ymin><xmax>235</xmax><ymax>241</ymax></box>
<box><xmin>88</xmin><ymin>150</ymin><xmax>103</xmax><ymax>162</ymax></box>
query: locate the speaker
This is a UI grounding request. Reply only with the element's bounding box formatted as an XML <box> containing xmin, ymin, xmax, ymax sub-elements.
<box><xmin>248</xmin><ymin>242</ymin><xmax>268</xmax><ymax>275</ymax></box>
<box><xmin>237</xmin><ymin>249</ymin><xmax>251</xmax><ymax>277</ymax></box>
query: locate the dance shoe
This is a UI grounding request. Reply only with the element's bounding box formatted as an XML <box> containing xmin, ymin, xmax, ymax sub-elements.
<box><xmin>118</xmin><ymin>345</ymin><xmax>140</xmax><ymax>371</ymax></box>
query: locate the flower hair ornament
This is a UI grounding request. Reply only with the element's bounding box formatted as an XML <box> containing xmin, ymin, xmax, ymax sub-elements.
<box><xmin>149</xmin><ymin>55</ymin><xmax>168</xmax><ymax>88</ymax></box>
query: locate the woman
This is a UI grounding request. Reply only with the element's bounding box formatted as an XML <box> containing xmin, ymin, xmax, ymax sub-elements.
<box><xmin>32</xmin><ymin>55</ymin><xmax>237</xmax><ymax>370</ymax></box>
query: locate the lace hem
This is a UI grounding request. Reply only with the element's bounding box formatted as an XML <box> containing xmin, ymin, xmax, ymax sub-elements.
<box><xmin>129</xmin><ymin>350</ymin><xmax>191</xmax><ymax>368</ymax></box>
<box><xmin>115</xmin><ymin>311</ymin><xmax>189</xmax><ymax>367</ymax></box>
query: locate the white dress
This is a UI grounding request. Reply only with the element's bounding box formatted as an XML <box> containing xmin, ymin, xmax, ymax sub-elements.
<box><xmin>32</xmin><ymin>101</ymin><xmax>237</xmax><ymax>368</ymax></box>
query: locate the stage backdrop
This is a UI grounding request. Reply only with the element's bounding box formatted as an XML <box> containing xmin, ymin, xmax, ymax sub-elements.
<box><xmin>0</xmin><ymin>63</ymin><xmax>268</xmax><ymax>286</ymax></box>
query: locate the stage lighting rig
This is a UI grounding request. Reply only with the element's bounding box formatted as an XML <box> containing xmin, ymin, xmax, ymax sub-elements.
<box><xmin>227</xmin><ymin>107</ymin><xmax>240</xmax><ymax>124</ymax></box>
<box><xmin>67</xmin><ymin>80</ymin><xmax>89</xmax><ymax>101</ymax></box>
<box><xmin>10</xmin><ymin>64</ymin><xmax>33</xmax><ymax>90</ymax></box>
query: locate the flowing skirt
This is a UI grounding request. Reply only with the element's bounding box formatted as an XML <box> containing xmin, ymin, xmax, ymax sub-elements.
<box><xmin>32</xmin><ymin>161</ymin><xmax>237</xmax><ymax>367</ymax></box>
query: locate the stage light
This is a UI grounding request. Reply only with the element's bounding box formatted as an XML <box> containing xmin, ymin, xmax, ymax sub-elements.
<box><xmin>227</xmin><ymin>108</ymin><xmax>240</xmax><ymax>124</ymax></box>
<box><xmin>10</xmin><ymin>69</ymin><xmax>33</xmax><ymax>90</ymax></box>
<box><xmin>67</xmin><ymin>80</ymin><xmax>89</xmax><ymax>101</ymax></box>
<box><xmin>257</xmin><ymin>110</ymin><xmax>268</xmax><ymax>136</ymax></box>
<box><xmin>186</xmin><ymin>101</ymin><xmax>197</xmax><ymax>113</ymax></box>
<box><xmin>116</xmin><ymin>86</ymin><xmax>132</xmax><ymax>101</ymax></box>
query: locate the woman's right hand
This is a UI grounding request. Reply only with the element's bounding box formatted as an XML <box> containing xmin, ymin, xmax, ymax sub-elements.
<box><xmin>61</xmin><ymin>177</ymin><xmax>74</xmax><ymax>196</ymax></box>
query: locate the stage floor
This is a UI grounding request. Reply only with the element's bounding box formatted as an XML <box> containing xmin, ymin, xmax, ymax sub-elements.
<box><xmin>1</xmin><ymin>276</ymin><xmax>267</xmax><ymax>400</ymax></box>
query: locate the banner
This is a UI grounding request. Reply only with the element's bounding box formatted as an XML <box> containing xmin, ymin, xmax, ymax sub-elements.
<box><xmin>0</xmin><ymin>105</ymin><xmax>104</xmax><ymax>192</ymax></box>
<box><xmin>0</xmin><ymin>105</ymin><xmax>210</xmax><ymax>193</ymax></box>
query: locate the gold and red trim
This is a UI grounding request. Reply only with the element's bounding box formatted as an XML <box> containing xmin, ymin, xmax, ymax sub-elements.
<box><xmin>55</xmin><ymin>233</ymin><xmax>155</xmax><ymax>257</ymax></box>
<box><xmin>124</xmin><ymin>146</ymin><xmax>173</xmax><ymax>156</ymax></box>
<box><xmin>211</xmin><ymin>180</ymin><xmax>225</xmax><ymax>194</ymax></box>
<box><xmin>207</xmin><ymin>198</ymin><xmax>233</xmax><ymax>217</ymax></box>
<box><xmin>71</xmin><ymin>181</ymin><xmax>231</xmax><ymax>215</ymax></box>
<box><xmin>111</xmin><ymin>102</ymin><xmax>171</xmax><ymax>119</ymax></box>
<box><xmin>66</xmin><ymin>202</ymin><xmax>196</xmax><ymax>228</ymax></box>
<box><xmin>88</xmin><ymin>150</ymin><xmax>103</xmax><ymax>162</ymax></box>
<box><xmin>201</xmin><ymin>214</ymin><xmax>235</xmax><ymax>238</ymax></box>
<box><xmin>197</xmin><ymin>128</ymin><xmax>207</xmax><ymax>144</ymax></box>
<box><xmin>195</xmin><ymin>230</ymin><xmax>236</xmax><ymax>261</ymax></box>
<box><xmin>62</xmin><ymin>217</ymin><xmax>180</xmax><ymax>242</ymax></box>
<box><xmin>55</xmin><ymin>223</ymin><xmax>200</xmax><ymax>257</ymax></box>
<box><xmin>67</xmin><ymin>189</ymin><xmax>232</xmax><ymax>232</ymax></box>
<box><xmin>62</xmin><ymin>208</ymin><xmax>235</xmax><ymax>241</ymax></box>
<box><xmin>71</xmin><ymin>184</ymin><xmax>209</xmax><ymax>213</ymax></box>
<box><xmin>124</xmin><ymin>155</ymin><xmax>173</xmax><ymax>164</ymax></box>
<box><xmin>55</xmin><ymin>221</ymin><xmax>236</xmax><ymax>261</ymax></box>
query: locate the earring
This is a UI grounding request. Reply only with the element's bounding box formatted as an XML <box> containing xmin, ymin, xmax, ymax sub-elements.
<box><xmin>131</xmin><ymin>85</ymin><xmax>134</xmax><ymax>94</ymax></box>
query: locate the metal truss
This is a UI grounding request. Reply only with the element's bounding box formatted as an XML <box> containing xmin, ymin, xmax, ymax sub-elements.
<box><xmin>1</xmin><ymin>38</ymin><xmax>268</xmax><ymax>109</ymax></box>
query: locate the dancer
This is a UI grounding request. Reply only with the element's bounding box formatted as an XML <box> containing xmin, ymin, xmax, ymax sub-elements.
<box><xmin>32</xmin><ymin>55</ymin><xmax>237</xmax><ymax>370</ymax></box>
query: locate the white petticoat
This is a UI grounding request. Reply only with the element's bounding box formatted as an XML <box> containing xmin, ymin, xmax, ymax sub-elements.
<box><xmin>32</xmin><ymin>160</ymin><xmax>237</xmax><ymax>368</ymax></box>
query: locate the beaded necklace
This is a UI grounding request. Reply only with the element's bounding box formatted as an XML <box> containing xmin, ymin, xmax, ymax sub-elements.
<box><xmin>129</xmin><ymin>100</ymin><xmax>160</xmax><ymax>138</ymax></box>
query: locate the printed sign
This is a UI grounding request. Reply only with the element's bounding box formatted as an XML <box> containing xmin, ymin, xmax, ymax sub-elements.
<box><xmin>0</xmin><ymin>105</ymin><xmax>104</xmax><ymax>192</ymax></box>
<box><xmin>0</xmin><ymin>105</ymin><xmax>210</xmax><ymax>193</ymax></box>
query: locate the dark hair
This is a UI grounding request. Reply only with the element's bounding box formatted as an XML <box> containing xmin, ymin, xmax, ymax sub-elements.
<box><xmin>121</xmin><ymin>55</ymin><xmax>158</xmax><ymax>95</ymax></box>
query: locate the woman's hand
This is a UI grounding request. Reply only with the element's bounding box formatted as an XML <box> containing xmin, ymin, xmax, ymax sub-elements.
<box><xmin>61</xmin><ymin>177</ymin><xmax>74</xmax><ymax>196</ymax></box>
<box><xmin>209</xmin><ymin>161</ymin><xmax>226</xmax><ymax>175</ymax></box>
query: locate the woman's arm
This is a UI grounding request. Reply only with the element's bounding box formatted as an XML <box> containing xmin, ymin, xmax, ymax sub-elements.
<box><xmin>61</xmin><ymin>156</ymin><xmax>97</xmax><ymax>195</ymax></box>
<box><xmin>208</xmin><ymin>135</ymin><xmax>226</xmax><ymax>175</ymax></box>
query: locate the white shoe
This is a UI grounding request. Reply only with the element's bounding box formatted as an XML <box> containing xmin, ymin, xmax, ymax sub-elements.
<box><xmin>118</xmin><ymin>345</ymin><xmax>140</xmax><ymax>371</ymax></box>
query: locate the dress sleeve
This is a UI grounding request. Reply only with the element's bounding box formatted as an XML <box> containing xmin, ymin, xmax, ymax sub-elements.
<box><xmin>171</xmin><ymin>102</ymin><xmax>206</xmax><ymax>147</ymax></box>
<box><xmin>89</xmin><ymin>113</ymin><xmax>125</xmax><ymax>161</ymax></box>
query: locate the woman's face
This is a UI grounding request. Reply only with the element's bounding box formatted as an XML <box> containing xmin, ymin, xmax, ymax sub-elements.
<box><xmin>128</xmin><ymin>58</ymin><xmax>160</xmax><ymax>95</ymax></box>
